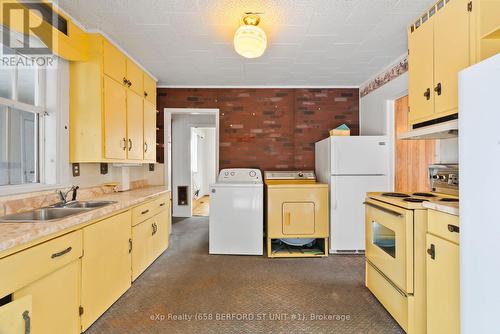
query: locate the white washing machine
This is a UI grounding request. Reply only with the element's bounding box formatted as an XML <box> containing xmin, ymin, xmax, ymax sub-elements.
<box><xmin>209</xmin><ymin>168</ymin><xmax>263</xmax><ymax>255</ymax></box>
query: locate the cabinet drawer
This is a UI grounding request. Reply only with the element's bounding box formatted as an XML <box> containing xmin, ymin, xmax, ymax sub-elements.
<box><xmin>428</xmin><ymin>210</ymin><xmax>459</xmax><ymax>244</ymax></box>
<box><xmin>132</xmin><ymin>200</ymin><xmax>156</xmax><ymax>226</ymax></box>
<box><xmin>366</xmin><ymin>261</ymin><xmax>408</xmax><ymax>332</ymax></box>
<box><xmin>0</xmin><ymin>230</ymin><xmax>82</xmax><ymax>298</ymax></box>
<box><xmin>153</xmin><ymin>195</ymin><xmax>170</xmax><ymax>212</ymax></box>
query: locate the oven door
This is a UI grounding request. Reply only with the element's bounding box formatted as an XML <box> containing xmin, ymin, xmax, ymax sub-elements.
<box><xmin>365</xmin><ymin>199</ymin><xmax>414</xmax><ymax>293</ymax></box>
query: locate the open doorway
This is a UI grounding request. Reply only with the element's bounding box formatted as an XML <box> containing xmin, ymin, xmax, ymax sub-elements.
<box><xmin>191</xmin><ymin>127</ymin><xmax>216</xmax><ymax>216</ymax></box>
<box><xmin>393</xmin><ymin>95</ymin><xmax>435</xmax><ymax>192</ymax></box>
<box><xmin>164</xmin><ymin>108</ymin><xmax>219</xmax><ymax>218</ymax></box>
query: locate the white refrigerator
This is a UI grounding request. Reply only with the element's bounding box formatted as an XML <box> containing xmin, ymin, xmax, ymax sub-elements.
<box><xmin>459</xmin><ymin>54</ymin><xmax>500</xmax><ymax>333</ymax></box>
<box><xmin>315</xmin><ymin>136</ymin><xmax>390</xmax><ymax>253</ymax></box>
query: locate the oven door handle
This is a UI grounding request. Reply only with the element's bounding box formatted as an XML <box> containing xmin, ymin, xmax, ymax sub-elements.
<box><xmin>363</xmin><ymin>201</ymin><xmax>403</xmax><ymax>218</ymax></box>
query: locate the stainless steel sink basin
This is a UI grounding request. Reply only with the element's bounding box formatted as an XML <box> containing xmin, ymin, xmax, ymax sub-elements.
<box><xmin>0</xmin><ymin>208</ymin><xmax>90</xmax><ymax>223</ymax></box>
<box><xmin>62</xmin><ymin>201</ymin><xmax>117</xmax><ymax>209</ymax></box>
<box><xmin>0</xmin><ymin>201</ymin><xmax>117</xmax><ymax>223</ymax></box>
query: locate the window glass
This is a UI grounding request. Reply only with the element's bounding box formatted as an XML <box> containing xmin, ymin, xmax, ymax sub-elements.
<box><xmin>0</xmin><ymin>108</ymin><xmax>39</xmax><ymax>186</ymax></box>
<box><xmin>0</xmin><ymin>68</ymin><xmax>13</xmax><ymax>99</ymax></box>
<box><xmin>0</xmin><ymin>106</ymin><xmax>8</xmax><ymax>185</ymax></box>
<box><xmin>18</xmin><ymin>66</ymin><xmax>37</xmax><ymax>105</ymax></box>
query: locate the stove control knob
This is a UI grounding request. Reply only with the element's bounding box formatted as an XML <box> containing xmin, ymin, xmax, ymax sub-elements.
<box><xmin>224</xmin><ymin>171</ymin><xmax>229</xmax><ymax>176</ymax></box>
<box><xmin>432</xmin><ymin>175</ymin><xmax>439</xmax><ymax>179</ymax></box>
<box><xmin>249</xmin><ymin>171</ymin><xmax>256</xmax><ymax>177</ymax></box>
<box><xmin>230</xmin><ymin>172</ymin><xmax>235</xmax><ymax>176</ymax></box>
<box><xmin>298</xmin><ymin>172</ymin><xmax>304</xmax><ymax>178</ymax></box>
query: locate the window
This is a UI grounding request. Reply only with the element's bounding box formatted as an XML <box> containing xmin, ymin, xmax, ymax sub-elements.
<box><xmin>0</xmin><ymin>46</ymin><xmax>45</xmax><ymax>187</ymax></box>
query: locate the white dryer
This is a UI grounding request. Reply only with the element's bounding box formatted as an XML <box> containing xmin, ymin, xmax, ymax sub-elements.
<box><xmin>209</xmin><ymin>168</ymin><xmax>263</xmax><ymax>255</ymax></box>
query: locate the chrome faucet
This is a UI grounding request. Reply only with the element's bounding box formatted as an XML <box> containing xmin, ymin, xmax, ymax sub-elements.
<box><xmin>57</xmin><ymin>185</ymin><xmax>79</xmax><ymax>204</ymax></box>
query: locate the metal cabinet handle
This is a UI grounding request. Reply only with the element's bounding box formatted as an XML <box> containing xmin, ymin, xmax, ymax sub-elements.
<box><xmin>123</xmin><ymin>77</ymin><xmax>128</xmax><ymax>85</ymax></box>
<box><xmin>285</xmin><ymin>212</ymin><xmax>291</xmax><ymax>225</ymax></box>
<box><xmin>159</xmin><ymin>202</ymin><xmax>165</xmax><ymax>207</ymax></box>
<box><xmin>144</xmin><ymin>142</ymin><xmax>148</xmax><ymax>153</ymax></box>
<box><xmin>23</xmin><ymin>310</ymin><xmax>31</xmax><ymax>334</ymax></box>
<box><xmin>152</xmin><ymin>222</ymin><xmax>157</xmax><ymax>235</ymax></box>
<box><xmin>434</xmin><ymin>82</ymin><xmax>442</xmax><ymax>96</ymax></box>
<box><xmin>127</xmin><ymin>80</ymin><xmax>132</xmax><ymax>87</ymax></box>
<box><xmin>129</xmin><ymin>238</ymin><xmax>132</xmax><ymax>253</ymax></box>
<box><xmin>144</xmin><ymin>91</ymin><xmax>148</xmax><ymax>97</ymax></box>
<box><xmin>128</xmin><ymin>139</ymin><xmax>132</xmax><ymax>151</ymax></box>
<box><xmin>363</xmin><ymin>202</ymin><xmax>403</xmax><ymax>217</ymax></box>
<box><xmin>427</xmin><ymin>244</ymin><xmax>436</xmax><ymax>260</ymax></box>
<box><xmin>121</xmin><ymin>138</ymin><xmax>127</xmax><ymax>151</ymax></box>
<box><xmin>141</xmin><ymin>209</ymin><xmax>149</xmax><ymax>215</ymax></box>
<box><xmin>447</xmin><ymin>224</ymin><xmax>460</xmax><ymax>233</ymax></box>
<box><xmin>51</xmin><ymin>246</ymin><xmax>72</xmax><ymax>258</ymax></box>
<box><xmin>424</xmin><ymin>88</ymin><xmax>431</xmax><ymax>100</ymax></box>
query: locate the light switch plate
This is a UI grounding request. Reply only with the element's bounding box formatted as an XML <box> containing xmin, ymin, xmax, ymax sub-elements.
<box><xmin>100</xmin><ymin>163</ymin><xmax>108</xmax><ymax>175</ymax></box>
<box><xmin>149</xmin><ymin>163</ymin><xmax>155</xmax><ymax>171</ymax></box>
<box><xmin>72</xmin><ymin>163</ymin><xmax>80</xmax><ymax>177</ymax></box>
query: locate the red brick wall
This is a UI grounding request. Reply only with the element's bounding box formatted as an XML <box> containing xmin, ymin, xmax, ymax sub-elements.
<box><xmin>157</xmin><ymin>88</ymin><xmax>359</xmax><ymax>171</ymax></box>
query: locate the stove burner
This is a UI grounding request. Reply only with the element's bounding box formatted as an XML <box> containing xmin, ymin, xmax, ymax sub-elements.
<box><xmin>382</xmin><ymin>192</ymin><xmax>411</xmax><ymax>198</ymax></box>
<box><xmin>413</xmin><ymin>192</ymin><xmax>437</xmax><ymax>197</ymax></box>
<box><xmin>403</xmin><ymin>198</ymin><xmax>429</xmax><ymax>203</ymax></box>
<box><xmin>440</xmin><ymin>198</ymin><xmax>459</xmax><ymax>202</ymax></box>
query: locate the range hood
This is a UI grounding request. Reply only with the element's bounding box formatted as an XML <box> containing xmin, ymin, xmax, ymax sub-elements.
<box><xmin>398</xmin><ymin>119</ymin><xmax>458</xmax><ymax>140</ymax></box>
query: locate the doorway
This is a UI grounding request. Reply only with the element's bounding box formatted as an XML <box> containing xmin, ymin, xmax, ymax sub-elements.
<box><xmin>191</xmin><ymin>127</ymin><xmax>216</xmax><ymax>216</ymax></box>
<box><xmin>394</xmin><ymin>96</ymin><xmax>435</xmax><ymax>192</ymax></box>
<box><xmin>164</xmin><ymin>108</ymin><xmax>219</xmax><ymax>218</ymax></box>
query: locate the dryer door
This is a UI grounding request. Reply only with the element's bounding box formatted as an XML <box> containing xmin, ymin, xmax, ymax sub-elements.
<box><xmin>282</xmin><ymin>202</ymin><xmax>315</xmax><ymax>235</ymax></box>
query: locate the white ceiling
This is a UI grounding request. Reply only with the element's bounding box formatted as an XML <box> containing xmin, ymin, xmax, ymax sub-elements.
<box><xmin>58</xmin><ymin>0</ymin><xmax>435</xmax><ymax>87</ymax></box>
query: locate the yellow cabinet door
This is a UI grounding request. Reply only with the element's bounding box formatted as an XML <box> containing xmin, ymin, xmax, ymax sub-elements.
<box><xmin>131</xmin><ymin>217</ymin><xmax>155</xmax><ymax>281</ymax></box>
<box><xmin>426</xmin><ymin>234</ymin><xmax>460</xmax><ymax>334</ymax></box>
<box><xmin>0</xmin><ymin>296</ymin><xmax>31</xmax><ymax>334</ymax></box>
<box><xmin>143</xmin><ymin>100</ymin><xmax>157</xmax><ymax>162</ymax></box>
<box><xmin>408</xmin><ymin>20</ymin><xmax>435</xmax><ymax>124</ymax></box>
<box><xmin>126</xmin><ymin>59</ymin><xmax>144</xmax><ymax>96</ymax></box>
<box><xmin>282</xmin><ymin>202</ymin><xmax>315</xmax><ymax>235</ymax></box>
<box><xmin>103</xmin><ymin>39</ymin><xmax>126</xmax><ymax>84</ymax></box>
<box><xmin>433</xmin><ymin>0</ymin><xmax>470</xmax><ymax>117</ymax></box>
<box><xmin>104</xmin><ymin>75</ymin><xmax>127</xmax><ymax>160</ymax></box>
<box><xmin>13</xmin><ymin>260</ymin><xmax>81</xmax><ymax>334</ymax></box>
<box><xmin>126</xmin><ymin>90</ymin><xmax>144</xmax><ymax>160</ymax></box>
<box><xmin>81</xmin><ymin>211</ymin><xmax>132</xmax><ymax>331</ymax></box>
<box><xmin>143</xmin><ymin>73</ymin><xmax>156</xmax><ymax>105</ymax></box>
<box><xmin>152</xmin><ymin>209</ymin><xmax>170</xmax><ymax>257</ymax></box>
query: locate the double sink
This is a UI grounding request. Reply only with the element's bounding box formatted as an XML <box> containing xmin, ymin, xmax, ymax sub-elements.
<box><xmin>0</xmin><ymin>201</ymin><xmax>117</xmax><ymax>223</ymax></box>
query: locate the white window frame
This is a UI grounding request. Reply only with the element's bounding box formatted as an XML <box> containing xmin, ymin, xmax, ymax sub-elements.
<box><xmin>0</xmin><ymin>57</ymin><xmax>70</xmax><ymax>195</ymax></box>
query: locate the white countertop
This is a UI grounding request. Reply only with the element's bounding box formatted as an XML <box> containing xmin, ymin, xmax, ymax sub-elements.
<box><xmin>423</xmin><ymin>201</ymin><xmax>459</xmax><ymax>216</ymax></box>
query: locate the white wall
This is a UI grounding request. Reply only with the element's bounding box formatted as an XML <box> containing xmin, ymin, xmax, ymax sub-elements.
<box><xmin>192</xmin><ymin>128</ymin><xmax>216</xmax><ymax>197</ymax></box>
<box><xmin>172</xmin><ymin>114</ymin><xmax>216</xmax><ymax>217</ymax></box>
<box><xmin>360</xmin><ymin>72</ymin><xmax>408</xmax><ymax>136</ymax></box>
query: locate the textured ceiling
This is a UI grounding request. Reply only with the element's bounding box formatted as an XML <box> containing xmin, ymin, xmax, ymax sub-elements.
<box><xmin>58</xmin><ymin>0</ymin><xmax>435</xmax><ymax>87</ymax></box>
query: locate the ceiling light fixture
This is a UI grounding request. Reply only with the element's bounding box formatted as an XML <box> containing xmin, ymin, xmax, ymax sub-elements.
<box><xmin>233</xmin><ymin>13</ymin><xmax>267</xmax><ymax>59</ymax></box>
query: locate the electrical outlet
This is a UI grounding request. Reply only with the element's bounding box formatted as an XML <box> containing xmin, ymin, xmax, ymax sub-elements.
<box><xmin>100</xmin><ymin>163</ymin><xmax>108</xmax><ymax>175</ymax></box>
<box><xmin>72</xmin><ymin>163</ymin><xmax>80</xmax><ymax>177</ymax></box>
<box><xmin>149</xmin><ymin>163</ymin><xmax>155</xmax><ymax>171</ymax></box>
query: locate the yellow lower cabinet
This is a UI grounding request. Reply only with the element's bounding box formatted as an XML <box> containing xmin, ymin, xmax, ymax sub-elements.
<box><xmin>132</xmin><ymin>210</ymin><xmax>170</xmax><ymax>281</ymax></box>
<box><xmin>152</xmin><ymin>209</ymin><xmax>170</xmax><ymax>257</ymax></box>
<box><xmin>426</xmin><ymin>233</ymin><xmax>460</xmax><ymax>334</ymax></box>
<box><xmin>0</xmin><ymin>295</ymin><xmax>32</xmax><ymax>334</ymax></box>
<box><xmin>132</xmin><ymin>217</ymin><xmax>156</xmax><ymax>281</ymax></box>
<box><xmin>81</xmin><ymin>211</ymin><xmax>132</xmax><ymax>331</ymax></box>
<box><xmin>13</xmin><ymin>260</ymin><xmax>81</xmax><ymax>334</ymax></box>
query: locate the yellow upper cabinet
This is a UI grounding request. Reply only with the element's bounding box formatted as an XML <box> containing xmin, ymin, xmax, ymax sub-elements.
<box><xmin>126</xmin><ymin>59</ymin><xmax>144</xmax><ymax>96</ymax></box>
<box><xmin>144</xmin><ymin>73</ymin><xmax>157</xmax><ymax>105</ymax></box>
<box><xmin>70</xmin><ymin>34</ymin><xmax>157</xmax><ymax>163</ymax></box>
<box><xmin>408</xmin><ymin>0</ymin><xmax>500</xmax><ymax>126</ymax></box>
<box><xmin>143</xmin><ymin>100</ymin><xmax>157</xmax><ymax>162</ymax></box>
<box><xmin>126</xmin><ymin>90</ymin><xmax>145</xmax><ymax>160</ymax></box>
<box><xmin>103</xmin><ymin>39</ymin><xmax>127</xmax><ymax>84</ymax></box>
<box><xmin>408</xmin><ymin>0</ymin><xmax>470</xmax><ymax>125</ymax></box>
<box><xmin>104</xmin><ymin>76</ymin><xmax>128</xmax><ymax>160</ymax></box>
<box><xmin>433</xmin><ymin>0</ymin><xmax>470</xmax><ymax>117</ymax></box>
<box><xmin>408</xmin><ymin>18</ymin><xmax>435</xmax><ymax>123</ymax></box>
